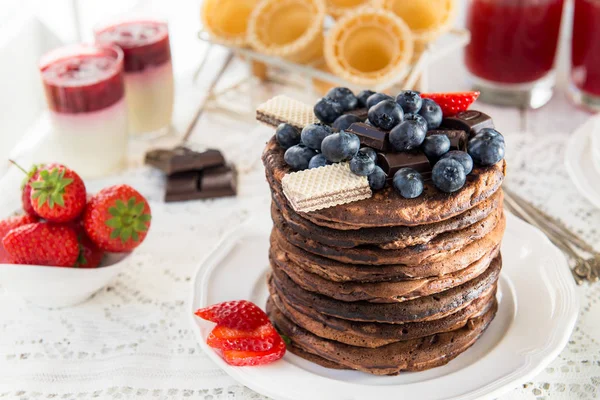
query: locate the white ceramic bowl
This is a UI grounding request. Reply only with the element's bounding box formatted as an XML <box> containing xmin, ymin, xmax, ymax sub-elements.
<box><xmin>0</xmin><ymin>252</ymin><xmax>129</xmax><ymax>308</ymax></box>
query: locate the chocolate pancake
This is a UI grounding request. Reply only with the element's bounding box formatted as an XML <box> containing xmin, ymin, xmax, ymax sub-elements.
<box><xmin>268</xmin><ymin>298</ymin><xmax>498</xmax><ymax>375</ymax></box>
<box><xmin>271</xmin><ymin>215</ymin><xmax>506</xmax><ymax>281</ymax></box>
<box><xmin>271</xmin><ymin>187</ymin><xmax>502</xmax><ymax>250</ymax></box>
<box><xmin>268</xmin><ymin>286</ymin><xmax>497</xmax><ymax>348</ymax></box>
<box><xmin>273</xmin><ymin>206</ymin><xmax>501</xmax><ymax>266</ymax></box>
<box><xmin>269</xmin><ymin>244</ymin><xmax>499</xmax><ymax>303</ymax></box>
<box><xmin>262</xmin><ymin>137</ymin><xmax>506</xmax><ymax>228</ymax></box>
<box><xmin>269</xmin><ymin>254</ymin><xmax>501</xmax><ymax>324</ymax></box>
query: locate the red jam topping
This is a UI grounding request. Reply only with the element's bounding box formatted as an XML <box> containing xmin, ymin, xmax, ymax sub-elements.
<box><xmin>40</xmin><ymin>46</ymin><xmax>125</xmax><ymax>114</ymax></box>
<box><xmin>95</xmin><ymin>20</ymin><xmax>171</xmax><ymax>73</ymax></box>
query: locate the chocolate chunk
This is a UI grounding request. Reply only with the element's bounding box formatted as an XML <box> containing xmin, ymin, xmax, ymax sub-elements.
<box><xmin>166</xmin><ymin>171</ymin><xmax>199</xmax><ymax>194</ymax></box>
<box><xmin>442</xmin><ymin>110</ymin><xmax>494</xmax><ymax>138</ymax></box>
<box><xmin>377</xmin><ymin>152</ymin><xmax>432</xmax><ymax>181</ymax></box>
<box><xmin>165</xmin><ymin>165</ymin><xmax>237</xmax><ymax>202</ymax></box>
<box><xmin>145</xmin><ymin>146</ymin><xmax>225</xmax><ymax>175</ymax></box>
<box><xmin>344</xmin><ymin>108</ymin><xmax>368</xmax><ymax>121</ymax></box>
<box><xmin>347</xmin><ymin>123</ymin><xmax>391</xmax><ymax>151</ymax></box>
<box><xmin>427</xmin><ymin>130</ymin><xmax>468</xmax><ymax>151</ymax></box>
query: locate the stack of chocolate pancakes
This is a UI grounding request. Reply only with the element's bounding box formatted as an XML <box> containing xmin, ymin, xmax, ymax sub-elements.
<box><xmin>259</xmin><ymin>98</ymin><xmax>507</xmax><ymax>375</ymax></box>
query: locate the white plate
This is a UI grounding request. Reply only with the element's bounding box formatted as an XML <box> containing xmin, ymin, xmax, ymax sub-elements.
<box><xmin>565</xmin><ymin>114</ymin><xmax>600</xmax><ymax>209</ymax></box>
<box><xmin>189</xmin><ymin>213</ymin><xmax>578</xmax><ymax>400</ymax></box>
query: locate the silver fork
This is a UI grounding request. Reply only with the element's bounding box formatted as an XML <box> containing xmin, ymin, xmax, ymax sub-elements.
<box><xmin>503</xmin><ymin>188</ymin><xmax>599</xmax><ymax>284</ymax></box>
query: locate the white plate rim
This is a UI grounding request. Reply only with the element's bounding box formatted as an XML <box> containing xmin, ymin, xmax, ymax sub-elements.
<box><xmin>188</xmin><ymin>213</ymin><xmax>579</xmax><ymax>400</ymax></box>
<box><xmin>565</xmin><ymin>114</ymin><xmax>600</xmax><ymax>209</ymax></box>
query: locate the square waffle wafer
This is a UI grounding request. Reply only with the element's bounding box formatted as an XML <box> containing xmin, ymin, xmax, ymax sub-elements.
<box><xmin>256</xmin><ymin>95</ymin><xmax>319</xmax><ymax>130</ymax></box>
<box><xmin>282</xmin><ymin>163</ymin><xmax>372</xmax><ymax>213</ymax></box>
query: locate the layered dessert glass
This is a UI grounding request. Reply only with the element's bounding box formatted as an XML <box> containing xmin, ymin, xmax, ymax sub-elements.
<box><xmin>465</xmin><ymin>0</ymin><xmax>565</xmax><ymax>108</ymax></box>
<box><xmin>40</xmin><ymin>44</ymin><xmax>128</xmax><ymax>178</ymax></box>
<box><xmin>95</xmin><ymin>19</ymin><xmax>174</xmax><ymax>136</ymax></box>
<box><xmin>570</xmin><ymin>0</ymin><xmax>600</xmax><ymax>111</ymax></box>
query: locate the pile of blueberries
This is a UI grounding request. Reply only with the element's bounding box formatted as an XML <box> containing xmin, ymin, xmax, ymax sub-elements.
<box><xmin>276</xmin><ymin>87</ymin><xmax>505</xmax><ymax>199</ymax></box>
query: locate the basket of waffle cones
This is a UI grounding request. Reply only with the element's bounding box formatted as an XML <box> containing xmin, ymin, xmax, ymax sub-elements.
<box><xmin>200</xmin><ymin>0</ymin><xmax>460</xmax><ymax>90</ymax></box>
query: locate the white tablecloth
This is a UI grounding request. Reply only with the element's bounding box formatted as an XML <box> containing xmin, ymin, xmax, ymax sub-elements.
<box><xmin>0</xmin><ymin>128</ymin><xmax>598</xmax><ymax>400</ymax></box>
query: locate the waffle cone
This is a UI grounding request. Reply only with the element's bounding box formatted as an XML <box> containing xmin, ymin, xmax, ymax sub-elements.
<box><xmin>324</xmin><ymin>8</ymin><xmax>414</xmax><ymax>86</ymax></box>
<box><xmin>248</xmin><ymin>0</ymin><xmax>326</xmax><ymax>64</ymax></box>
<box><xmin>325</xmin><ymin>0</ymin><xmax>382</xmax><ymax>18</ymax></box>
<box><xmin>201</xmin><ymin>0</ymin><xmax>260</xmax><ymax>46</ymax></box>
<box><xmin>382</xmin><ymin>0</ymin><xmax>457</xmax><ymax>45</ymax></box>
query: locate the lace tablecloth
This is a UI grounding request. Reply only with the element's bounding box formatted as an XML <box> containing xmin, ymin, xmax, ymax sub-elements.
<box><xmin>0</xmin><ymin>128</ymin><xmax>598</xmax><ymax>400</ymax></box>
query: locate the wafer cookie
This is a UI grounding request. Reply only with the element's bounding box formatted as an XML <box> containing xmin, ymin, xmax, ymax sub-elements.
<box><xmin>256</xmin><ymin>95</ymin><xmax>319</xmax><ymax>130</ymax></box>
<box><xmin>282</xmin><ymin>163</ymin><xmax>372</xmax><ymax>213</ymax></box>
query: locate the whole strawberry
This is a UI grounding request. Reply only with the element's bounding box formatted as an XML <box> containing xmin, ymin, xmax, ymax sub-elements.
<box><xmin>3</xmin><ymin>223</ymin><xmax>79</xmax><ymax>267</ymax></box>
<box><xmin>30</xmin><ymin>164</ymin><xmax>86</xmax><ymax>222</ymax></box>
<box><xmin>0</xmin><ymin>215</ymin><xmax>38</xmax><ymax>263</ymax></box>
<box><xmin>20</xmin><ymin>164</ymin><xmax>41</xmax><ymax>217</ymax></box>
<box><xmin>83</xmin><ymin>185</ymin><xmax>152</xmax><ymax>252</ymax></box>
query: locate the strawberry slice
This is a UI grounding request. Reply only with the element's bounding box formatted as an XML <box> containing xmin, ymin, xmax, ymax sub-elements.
<box><xmin>222</xmin><ymin>337</ymin><xmax>286</xmax><ymax>367</ymax></box>
<box><xmin>421</xmin><ymin>91</ymin><xmax>480</xmax><ymax>117</ymax></box>
<box><xmin>196</xmin><ymin>300</ymin><xmax>270</xmax><ymax>330</ymax></box>
<box><xmin>207</xmin><ymin>323</ymin><xmax>279</xmax><ymax>352</ymax></box>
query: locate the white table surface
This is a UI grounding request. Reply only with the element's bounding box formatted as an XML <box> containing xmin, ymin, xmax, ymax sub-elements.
<box><xmin>0</xmin><ymin>1</ymin><xmax>599</xmax><ymax>399</ymax></box>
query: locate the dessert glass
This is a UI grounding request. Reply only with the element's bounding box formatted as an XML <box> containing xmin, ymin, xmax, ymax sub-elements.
<box><xmin>95</xmin><ymin>19</ymin><xmax>174</xmax><ymax>136</ymax></box>
<box><xmin>570</xmin><ymin>0</ymin><xmax>600</xmax><ymax>111</ymax></box>
<box><xmin>40</xmin><ymin>44</ymin><xmax>127</xmax><ymax>178</ymax></box>
<box><xmin>464</xmin><ymin>0</ymin><xmax>565</xmax><ymax>108</ymax></box>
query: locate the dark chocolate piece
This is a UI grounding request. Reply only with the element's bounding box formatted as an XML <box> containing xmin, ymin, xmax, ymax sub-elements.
<box><xmin>145</xmin><ymin>146</ymin><xmax>225</xmax><ymax>175</ymax></box>
<box><xmin>427</xmin><ymin>130</ymin><xmax>468</xmax><ymax>151</ymax></box>
<box><xmin>377</xmin><ymin>152</ymin><xmax>432</xmax><ymax>180</ymax></box>
<box><xmin>165</xmin><ymin>165</ymin><xmax>237</xmax><ymax>203</ymax></box>
<box><xmin>166</xmin><ymin>171</ymin><xmax>199</xmax><ymax>194</ymax></box>
<box><xmin>344</xmin><ymin>108</ymin><xmax>368</xmax><ymax>121</ymax></box>
<box><xmin>347</xmin><ymin>122</ymin><xmax>391</xmax><ymax>151</ymax></box>
<box><xmin>442</xmin><ymin>110</ymin><xmax>494</xmax><ymax>138</ymax></box>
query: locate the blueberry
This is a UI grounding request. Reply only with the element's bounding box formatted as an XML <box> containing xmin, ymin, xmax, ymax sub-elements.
<box><xmin>368</xmin><ymin>100</ymin><xmax>404</xmax><ymax>131</ymax></box>
<box><xmin>321</xmin><ymin>131</ymin><xmax>360</xmax><ymax>162</ymax></box>
<box><xmin>333</xmin><ymin>114</ymin><xmax>362</xmax><ymax>131</ymax></box>
<box><xmin>368</xmin><ymin>166</ymin><xmax>387</xmax><ymax>190</ymax></box>
<box><xmin>350</xmin><ymin>151</ymin><xmax>376</xmax><ymax>176</ymax></box>
<box><xmin>468</xmin><ymin>129</ymin><xmax>506</xmax><ymax>166</ymax></box>
<box><xmin>389</xmin><ymin>120</ymin><xmax>427</xmax><ymax>151</ymax></box>
<box><xmin>366</xmin><ymin>93</ymin><xmax>393</xmax><ymax>109</ymax></box>
<box><xmin>275</xmin><ymin>123</ymin><xmax>301</xmax><ymax>149</ymax></box>
<box><xmin>441</xmin><ymin>150</ymin><xmax>473</xmax><ymax>175</ymax></box>
<box><xmin>423</xmin><ymin>134</ymin><xmax>451</xmax><ymax>159</ymax></box>
<box><xmin>418</xmin><ymin>98</ymin><xmax>443</xmax><ymax>129</ymax></box>
<box><xmin>357</xmin><ymin>90</ymin><xmax>376</xmax><ymax>108</ymax></box>
<box><xmin>360</xmin><ymin>147</ymin><xmax>377</xmax><ymax>162</ymax></box>
<box><xmin>314</xmin><ymin>97</ymin><xmax>344</xmax><ymax>124</ymax></box>
<box><xmin>301</xmin><ymin>123</ymin><xmax>333</xmax><ymax>150</ymax></box>
<box><xmin>396</xmin><ymin>90</ymin><xmax>423</xmax><ymax>114</ymax></box>
<box><xmin>405</xmin><ymin>113</ymin><xmax>428</xmax><ymax>132</ymax></box>
<box><xmin>284</xmin><ymin>145</ymin><xmax>317</xmax><ymax>170</ymax></box>
<box><xmin>393</xmin><ymin>168</ymin><xmax>424</xmax><ymax>199</ymax></box>
<box><xmin>326</xmin><ymin>87</ymin><xmax>358</xmax><ymax>111</ymax></box>
<box><xmin>432</xmin><ymin>158</ymin><xmax>466</xmax><ymax>193</ymax></box>
<box><xmin>308</xmin><ymin>154</ymin><xmax>332</xmax><ymax>169</ymax></box>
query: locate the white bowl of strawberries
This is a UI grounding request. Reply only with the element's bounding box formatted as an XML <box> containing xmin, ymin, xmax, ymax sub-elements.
<box><xmin>0</xmin><ymin>163</ymin><xmax>152</xmax><ymax>308</ymax></box>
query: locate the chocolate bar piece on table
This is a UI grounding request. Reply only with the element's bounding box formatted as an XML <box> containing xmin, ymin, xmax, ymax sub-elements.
<box><xmin>442</xmin><ymin>110</ymin><xmax>494</xmax><ymax>138</ymax></box>
<box><xmin>165</xmin><ymin>165</ymin><xmax>237</xmax><ymax>202</ymax></box>
<box><xmin>346</xmin><ymin>122</ymin><xmax>392</xmax><ymax>151</ymax></box>
<box><xmin>377</xmin><ymin>152</ymin><xmax>432</xmax><ymax>181</ymax></box>
<box><xmin>145</xmin><ymin>146</ymin><xmax>225</xmax><ymax>175</ymax></box>
<box><xmin>426</xmin><ymin>130</ymin><xmax>468</xmax><ymax>151</ymax></box>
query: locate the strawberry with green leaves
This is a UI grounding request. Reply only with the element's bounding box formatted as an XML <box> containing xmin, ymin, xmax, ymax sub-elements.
<box><xmin>19</xmin><ymin>164</ymin><xmax>41</xmax><ymax>217</ymax></box>
<box><xmin>30</xmin><ymin>164</ymin><xmax>87</xmax><ymax>222</ymax></box>
<box><xmin>71</xmin><ymin>222</ymin><xmax>104</xmax><ymax>268</ymax></box>
<box><xmin>2</xmin><ymin>223</ymin><xmax>79</xmax><ymax>267</ymax></box>
<box><xmin>83</xmin><ymin>185</ymin><xmax>152</xmax><ymax>253</ymax></box>
<box><xmin>0</xmin><ymin>215</ymin><xmax>39</xmax><ymax>263</ymax></box>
